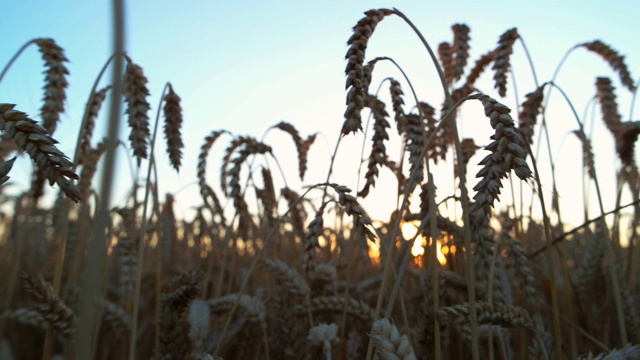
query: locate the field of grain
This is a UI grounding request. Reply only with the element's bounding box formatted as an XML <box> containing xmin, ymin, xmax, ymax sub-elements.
<box><xmin>1</xmin><ymin>5</ymin><xmax>639</xmax><ymax>360</ymax></box>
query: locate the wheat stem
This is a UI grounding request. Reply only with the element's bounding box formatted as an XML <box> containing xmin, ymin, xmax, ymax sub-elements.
<box><xmin>73</xmin><ymin>0</ymin><xmax>125</xmax><ymax>357</ymax></box>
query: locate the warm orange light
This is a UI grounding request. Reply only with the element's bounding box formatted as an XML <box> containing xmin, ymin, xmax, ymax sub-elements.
<box><xmin>400</xmin><ymin>221</ymin><xmax>447</xmax><ymax>266</ymax></box>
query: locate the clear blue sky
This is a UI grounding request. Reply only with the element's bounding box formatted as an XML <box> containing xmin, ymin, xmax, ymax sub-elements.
<box><xmin>2</xmin><ymin>1</ymin><xmax>639</xmax><ymax>227</ymax></box>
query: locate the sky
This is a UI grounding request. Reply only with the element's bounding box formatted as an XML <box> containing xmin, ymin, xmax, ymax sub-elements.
<box><xmin>2</xmin><ymin>1</ymin><xmax>639</xmax><ymax>229</ymax></box>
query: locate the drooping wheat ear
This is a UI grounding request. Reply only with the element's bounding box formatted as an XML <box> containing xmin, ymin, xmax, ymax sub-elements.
<box><xmin>615</xmin><ymin>121</ymin><xmax>640</xmax><ymax>169</ymax></box>
<box><xmin>273</xmin><ymin>121</ymin><xmax>315</xmax><ymax>180</ymax></box>
<box><xmin>29</xmin><ymin>167</ymin><xmax>46</xmax><ymax>203</ymax></box>
<box><xmin>160</xmin><ymin>193</ymin><xmax>177</xmax><ymax>267</ymax></box>
<box><xmin>578</xmin><ymin>344</ymin><xmax>640</xmax><ymax>360</ymax></box>
<box><xmin>163</xmin><ymin>83</ymin><xmax>184</xmax><ymax>172</ymax></box>
<box><xmin>580</xmin><ymin>40</ymin><xmax>637</xmax><ymax>92</ymax></box>
<box><xmin>436</xmin><ymin>301</ymin><xmax>535</xmax><ymax>332</ymax></box>
<box><xmin>99</xmin><ymin>298</ymin><xmax>131</xmax><ymax>339</ymax></box>
<box><xmin>308</xmin><ymin>323</ymin><xmax>339</xmax><ymax>360</ymax></box>
<box><xmin>359</xmin><ymin>95</ymin><xmax>391</xmax><ymax>198</ymax></box>
<box><xmin>197</xmin><ymin>130</ymin><xmax>227</xmax><ymax>221</ymax></box>
<box><xmin>122</xmin><ymin>56</ymin><xmax>151</xmax><ymax>166</ymax></box>
<box><xmin>468</xmin><ymin>94</ymin><xmax>532</xmax><ymax>221</ymax></box>
<box><xmin>421</xmin><ymin>101</ymin><xmax>450</xmax><ymax>163</ymax></box>
<box><xmin>492</xmin><ymin>28</ymin><xmax>519</xmax><ymax>97</ymax></box>
<box><xmin>20</xmin><ymin>272</ymin><xmax>76</xmax><ymax>340</ymax></box>
<box><xmin>282</xmin><ymin>186</ymin><xmax>307</xmax><ymax>240</ymax></box>
<box><xmin>296</xmin><ymin>296</ymin><xmax>376</xmax><ymax>321</ymax></box>
<box><xmin>0</xmin><ymin>104</ymin><xmax>80</xmax><ymax>202</ymax></box>
<box><xmin>77</xmin><ymin>86</ymin><xmax>110</xmax><ymax>164</ymax></box>
<box><xmin>256</xmin><ymin>167</ymin><xmax>277</xmax><ymax>226</ymax></box>
<box><xmin>159</xmin><ymin>270</ymin><xmax>205</xmax><ymax>360</ymax></box>
<box><xmin>369</xmin><ymin>318</ymin><xmax>417</xmax><ymax>360</ymax></box>
<box><xmin>343</xmin><ymin>8</ymin><xmax>394</xmax><ymax>135</ymax></box>
<box><xmin>272</xmin><ymin>288</ymin><xmax>302</xmax><ymax>359</ymax></box>
<box><xmin>304</xmin><ymin>201</ymin><xmax>328</xmax><ymax>274</ymax></box>
<box><xmin>261</xmin><ymin>258</ymin><xmax>310</xmax><ymax>297</ymax></box>
<box><xmin>207</xmin><ymin>294</ymin><xmax>266</xmax><ymax>323</ymax></box>
<box><xmin>0</xmin><ymin>156</ymin><xmax>16</xmax><ymax>185</ymax></box>
<box><xmin>470</xmin><ymin>213</ymin><xmax>498</xmax><ymax>296</ymax></box>
<box><xmin>78</xmin><ymin>140</ymin><xmax>106</xmax><ymax>202</ymax></box>
<box><xmin>34</xmin><ymin>38</ymin><xmax>68</xmax><ymax>135</ymax></box>
<box><xmin>308</xmin><ymin>262</ymin><xmax>337</xmax><ymax>287</ymax></box>
<box><xmin>595</xmin><ymin>77</ymin><xmax>622</xmax><ymax>135</ymax></box>
<box><xmin>460</xmin><ymin>50</ymin><xmax>495</xmax><ymax>95</ymax></box>
<box><xmin>388</xmin><ymin>78</ymin><xmax>406</xmax><ymax>134</ymax></box>
<box><xmin>220</xmin><ymin>135</ymin><xmax>251</xmax><ymax>196</ymax></box>
<box><xmin>451</xmin><ymin>23</ymin><xmax>471</xmax><ymax>83</ymax></box>
<box><xmin>503</xmin><ymin>233</ymin><xmax>537</xmax><ymax>299</ymax></box>
<box><xmin>0</xmin><ymin>307</ymin><xmax>47</xmax><ymax>329</ymax></box>
<box><xmin>572</xmin><ymin>130</ymin><xmax>597</xmax><ymax>180</ymax></box>
<box><xmin>438</xmin><ymin>42</ymin><xmax>455</xmax><ymax>87</ymax></box>
<box><xmin>114</xmin><ymin>207</ymin><xmax>139</xmax><ymax>301</ymax></box>
<box><xmin>457</xmin><ymin>138</ymin><xmax>481</xmax><ymax>178</ymax></box>
<box><xmin>328</xmin><ymin>183</ymin><xmax>376</xmax><ymax>241</ymax></box>
<box><xmin>518</xmin><ymin>83</ymin><xmax>546</xmax><ymax>145</ymax></box>
<box><xmin>594</xmin><ymin>77</ymin><xmax>640</xmax><ymax>168</ymax></box>
<box><xmin>404</xmin><ymin>113</ymin><xmax>425</xmax><ymax>191</ymax></box>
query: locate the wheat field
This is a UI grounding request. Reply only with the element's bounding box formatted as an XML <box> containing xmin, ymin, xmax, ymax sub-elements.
<box><xmin>1</xmin><ymin>5</ymin><xmax>640</xmax><ymax>360</ymax></box>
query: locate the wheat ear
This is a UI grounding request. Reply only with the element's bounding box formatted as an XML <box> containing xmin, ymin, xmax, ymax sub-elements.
<box><xmin>20</xmin><ymin>272</ymin><xmax>76</xmax><ymax>340</ymax></box>
<box><xmin>34</xmin><ymin>38</ymin><xmax>69</xmax><ymax>135</ymax></box>
<box><xmin>343</xmin><ymin>9</ymin><xmax>394</xmax><ymax>135</ymax></box>
<box><xmin>438</xmin><ymin>42</ymin><xmax>455</xmax><ymax>87</ymax></box>
<box><xmin>307</xmin><ymin>323</ymin><xmax>339</xmax><ymax>360</ymax></box>
<box><xmin>518</xmin><ymin>83</ymin><xmax>546</xmax><ymax>145</ymax></box>
<box><xmin>0</xmin><ymin>104</ymin><xmax>80</xmax><ymax>202</ymax></box>
<box><xmin>163</xmin><ymin>83</ymin><xmax>184</xmax><ymax>172</ymax></box>
<box><xmin>359</xmin><ymin>95</ymin><xmax>391</xmax><ymax>197</ymax></box>
<box><xmin>468</xmin><ymin>94</ymin><xmax>532</xmax><ymax>221</ymax></box>
<box><xmin>451</xmin><ymin>23</ymin><xmax>471</xmax><ymax>83</ymax></box>
<box><xmin>77</xmin><ymin>86</ymin><xmax>110</xmax><ymax>164</ymax></box>
<box><xmin>122</xmin><ymin>56</ymin><xmax>151</xmax><ymax>166</ymax></box>
<box><xmin>197</xmin><ymin>130</ymin><xmax>227</xmax><ymax>222</ymax></box>
<box><xmin>369</xmin><ymin>318</ymin><xmax>416</xmax><ymax>360</ymax></box>
<box><xmin>580</xmin><ymin>40</ymin><xmax>636</xmax><ymax>92</ymax></box>
<box><xmin>492</xmin><ymin>28</ymin><xmax>519</xmax><ymax>97</ymax></box>
<box><xmin>273</xmin><ymin>121</ymin><xmax>315</xmax><ymax>180</ymax></box>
